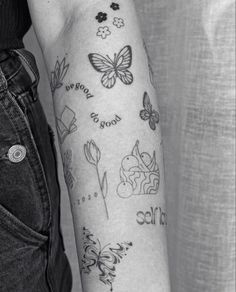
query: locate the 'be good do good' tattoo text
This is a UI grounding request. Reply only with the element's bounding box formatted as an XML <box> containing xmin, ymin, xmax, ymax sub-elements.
<box><xmin>65</xmin><ymin>82</ymin><xmax>94</xmax><ymax>99</ymax></box>
<box><xmin>90</xmin><ymin>112</ymin><xmax>122</xmax><ymax>129</ymax></box>
<box><xmin>117</xmin><ymin>140</ymin><xmax>160</xmax><ymax>199</ymax></box>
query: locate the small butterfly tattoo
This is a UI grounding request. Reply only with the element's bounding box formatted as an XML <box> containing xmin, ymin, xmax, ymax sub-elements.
<box><xmin>81</xmin><ymin>227</ymin><xmax>133</xmax><ymax>291</ymax></box>
<box><xmin>140</xmin><ymin>92</ymin><xmax>159</xmax><ymax>130</ymax></box>
<box><xmin>88</xmin><ymin>45</ymin><xmax>133</xmax><ymax>89</ymax></box>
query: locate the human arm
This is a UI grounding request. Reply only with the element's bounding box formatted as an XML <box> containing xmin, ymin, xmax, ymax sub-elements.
<box><xmin>27</xmin><ymin>0</ymin><xmax>170</xmax><ymax>291</ymax></box>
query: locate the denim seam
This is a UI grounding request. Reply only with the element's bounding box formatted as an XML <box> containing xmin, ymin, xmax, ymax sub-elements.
<box><xmin>0</xmin><ymin>206</ymin><xmax>47</xmax><ymax>244</ymax></box>
<box><xmin>6</xmin><ymin>63</ymin><xmax>23</xmax><ymax>82</ymax></box>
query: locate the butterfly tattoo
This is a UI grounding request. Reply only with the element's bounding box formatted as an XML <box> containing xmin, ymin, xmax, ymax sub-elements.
<box><xmin>81</xmin><ymin>227</ymin><xmax>133</xmax><ymax>292</ymax></box>
<box><xmin>88</xmin><ymin>45</ymin><xmax>133</xmax><ymax>89</ymax></box>
<box><xmin>140</xmin><ymin>92</ymin><xmax>159</xmax><ymax>130</ymax></box>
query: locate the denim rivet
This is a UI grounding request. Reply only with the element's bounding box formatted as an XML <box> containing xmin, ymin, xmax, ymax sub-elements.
<box><xmin>7</xmin><ymin>145</ymin><xmax>26</xmax><ymax>163</ymax></box>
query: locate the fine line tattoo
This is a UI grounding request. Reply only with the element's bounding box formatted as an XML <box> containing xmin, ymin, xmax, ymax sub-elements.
<box><xmin>140</xmin><ymin>92</ymin><xmax>159</xmax><ymax>130</ymax></box>
<box><xmin>117</xmin><ymin>140</ymin><xmax>160</xmax><ymax>198</ymax></box>
<box><xmin>56</xmin><ymin>106</ymin><xmax>78</xmax><ymax>144</ymax></box>
<box><xmin>136</xmin><ymin>206</ymin><xmax>167</xmax><ymax>226</ymax></box>
<box><xmin>63</xmin><ymin>149</ymin><xmax>75</xmax><ymax>190</ymax></box>
<box><xmin>81</xmin><ymin>227</ymin><xmax>133</xmax><ymax>292</ymax></box>
<box><xmin>50</xmin><ymin>56</ymin><xmax>69</xmax><ymax>96</ymax></box>
<box><xmin>88</xmin><ymin>45</ymin><xmax>133</xmax><ymax>89</ymax></box>
<box><xmin>143</xmin><ymin>42</ymin><xmax>155</xmax><ymax>87</ymax></box>
<box><xmin>84</xmin><ymin>140</ymin><xmax>109</xmax><ymax>219</ymax></box>
<box><xmin>113</xmin><ymin>17</ymin><xmax>125</xmax><ymax>28</ymax></box>
<box><xmin>97</xmin><ymin>26</ymin><xmax>111</xmax><ymax>39</ymax></box>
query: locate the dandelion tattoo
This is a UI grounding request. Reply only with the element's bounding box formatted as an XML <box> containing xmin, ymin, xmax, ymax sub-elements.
<box><xmin>140</xmin><ymin>92</ymin><xmax>159</xmax><ymax>130</ymax></box>
<box><xmin>81</xmin><ymin>227</ymin><xmax>133</xmax><ymax>292</ymax></box>
<box><xmin>88</xmin><ymin>45</ymin><xmax>133</xmax><ymax>89</ymax></box>
<box><xmin>84</xmin><ymin>140</ymin><xmax>109</xmax><ymax>219</ymax></box>
<box><xmin>117</xmin><ymin>140</ymin><xmax>160</xmax><ymax>199</ymax></box>
<box><xmin>63</xmin><ymin>150</ymin><xmax>75</xmax><ymax>190</ymax></box>
<box><xmin>50</xmin><ymin>56</ymin><xmax>69</xmax><ymax>96</ymax></box>
<box><xmin>56</xmin><ymin>106</ymin><xmax>78</xmax><ymax>144</ymax></box>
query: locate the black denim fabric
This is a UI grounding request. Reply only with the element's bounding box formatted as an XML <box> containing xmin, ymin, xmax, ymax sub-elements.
<box><xmin>0</xmin><ymin>49</ymin><xmax>72</xmax><ymax>292</ymax></box>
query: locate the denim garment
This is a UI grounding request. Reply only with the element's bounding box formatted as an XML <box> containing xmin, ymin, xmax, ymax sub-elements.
<box><xmin>0</xmin><ymin>50</ymin><xmax>72</xmax><ymax>292</ymax></box>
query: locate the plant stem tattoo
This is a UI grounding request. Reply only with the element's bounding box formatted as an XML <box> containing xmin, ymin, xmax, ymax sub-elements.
<box><xmin>50</xmin><ymin>56</ymin><xmax>69</xmax><ymax>96</ymax></box>
<box><xmin>81</xmin><ymin>227</ymin><xmax>133</xmax><ymax>292</ymax></box>
<box><xmin>84</xmin><ymin>140</ymin><xmax>109</xmax><ymax>219</ymax></box>
<box><xmin>88</xmin><ymin>45</ymin><xmax>133</xmax><ymax>89</ymax></box>
<box><xmin>140</xmin><ymin>92</ymin><xmax>159</xmax><ymax>130</ymax></box>
<box><xmin>56</xmin><ymin>106</ymin><xmax>78</xmax><ymax>144</ymax></box>
<box><xmin>63</xmin><ymin>150</ymin><xmax>75</xmax><ymax>190</ymax></box>
<box><xmin>117</xmin><ymin>140</ymin><xmax>160</xmax><ymax>198</ymax></box>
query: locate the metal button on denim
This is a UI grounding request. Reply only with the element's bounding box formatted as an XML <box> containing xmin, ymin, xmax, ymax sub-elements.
<box><xmin>7</xmin><ymin>145</ymin><xmax>26</xmax><ymax>163</ymax></box>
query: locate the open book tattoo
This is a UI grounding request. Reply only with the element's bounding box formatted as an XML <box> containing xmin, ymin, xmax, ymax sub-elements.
<box><xmin>88</xmin><ymin>45</ymin><xmax>133</xmax><ymax>89</ymax></box>
<box><xmin>81</xmin><ymin>227</ymin><xmax>133</xmax><ymax>292</ymax></box>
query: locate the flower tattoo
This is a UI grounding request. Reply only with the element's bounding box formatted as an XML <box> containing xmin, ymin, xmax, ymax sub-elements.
<box><xmin>50</xmin><ymin>56</ymin><xmax>69</xmax><ymax>96</ymax></box>
<box><xmin>113</xmin><ymin>17</ymin><xmax>125</xmax><ymax>28</ymax></box>
<box><xmin>97</xmin><ymin>26</ymin><xmax>111</xmax><ymax>39</ymax></box>
<box><xmin>110</xmin><ymin>2</ymin><xmax>120</xmax><ymax>10</ymax></box>
<box><xmin>84</xmin><ymin>140</ymin><xmax>109</xmax><ymax>219</ymax></box>
<box><xmin>140</xmin><ymin>92</ymin><xmax>159</xmax><ymax>130</ymax></box>
<box><xmin>95</xmin><ymin>12</ymin><xmax>107</xmax><ymax>23</ymax></box>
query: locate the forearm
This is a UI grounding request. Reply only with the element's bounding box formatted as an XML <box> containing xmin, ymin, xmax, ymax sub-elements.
<box><xmin>42</xmin><ymin>1</ymin><xmax>170</xmax><ymax>291</ymax></box>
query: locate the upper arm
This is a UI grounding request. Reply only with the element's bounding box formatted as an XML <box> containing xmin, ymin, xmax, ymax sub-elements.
<box><xmin>27</xmin><ymin>0</ymin><xmax>83</xmax><ymax>50</ymax></box>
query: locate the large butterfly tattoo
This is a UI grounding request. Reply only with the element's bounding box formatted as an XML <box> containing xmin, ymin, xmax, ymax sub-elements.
<box><xmin>88</xmin><ymin>45</ymin><xmax>133</xmax><ymax>89</ymax></box>
<box><xmin>81</xmin><ymin>227</ymin><xmax>133</xmax><ymax>291</ymax></box>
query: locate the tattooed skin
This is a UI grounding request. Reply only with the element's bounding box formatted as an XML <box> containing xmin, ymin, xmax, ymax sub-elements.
<box><xmin>81</xmin><ymin>227</ymin><xmax>133</xmax><ymax>292</ymax></box>
<box><xmin>84</xmin><ymin>140</ymin><xmax>109</xmax><ymax>219</ymax></box>
<box><xmin>50</xmin><ymin>56</ymin><xmax>69</xmax><ymax>96</ymax></box>
<box><xmin>117</xmin><ymin>140</ymin><xmax>160</xmax><ymax>198</ymax></box>
<box><xmin>88</xmin><ymin>45</ymin><xmax>133</xmax><ymax>89</ymax></box>
<box><xmin>136</xmin><ymin>206</ymin><xmax>167</xmax><ymax>226</ymax></box>
<box><xmin>56</xmin><ymin>106</ymin><xmax>78</xmax><ymax>144</ymax></box>
<box><xmin>140</xmin><ymin>92</ymin><xmax>159</xmax><ymax>130</ymax></box>
<box><xmin>63</xmin><ymin>149</ymin><xmax>75</xmax><ymax>190</ymax></box>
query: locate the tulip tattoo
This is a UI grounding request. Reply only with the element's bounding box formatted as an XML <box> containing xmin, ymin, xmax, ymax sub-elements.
<box><xmin>50</xmin><ymin>56</ymin><xmax>69</xmax><ymax>96</ymax></box>
<box><xmin>84</xmin><ymin>140</ymin><xmax>109</xmax><ymax>219</ymax></box>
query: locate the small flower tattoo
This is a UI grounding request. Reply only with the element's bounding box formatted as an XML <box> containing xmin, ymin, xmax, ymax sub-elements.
<box><xmin>95</xmin><ymin>12</ymin><xmax>107</xmax><ymax>23</ymax></box>
<box><xmin>110</xmin><ymin>2</ymin><xmax>120</xmax><ymax>10</ymax></box>
<box><xmin>97</xmin><ymin>26</ymin><xmax>111</xmax><ymax>39</ymax></box>
<box><xmin>113</xmin><ymin>17</ymin><xmax>125</xmax><ymax>28</ymax></box>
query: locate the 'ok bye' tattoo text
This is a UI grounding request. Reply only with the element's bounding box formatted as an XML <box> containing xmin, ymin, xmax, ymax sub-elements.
<box><xmin>117</xmin><ymin>140</ymin><xmax>160</xmax><ymax>199</ymax></box>
<box><xmin>81</xmin><ymin>227</ymin><xmax>133</xmax><ymax>292</ymax></box>
<box><xmin>88</xmin><ymin>45</ymin><xmax>133</xmax><ymax>89</ymax></box>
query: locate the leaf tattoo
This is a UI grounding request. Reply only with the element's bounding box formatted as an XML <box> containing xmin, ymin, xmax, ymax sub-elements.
<box><xmin>140</xmin><ymin>92</ymin><xmax>159</xmax><ymax>130</ymax></box>
<box><xmin>63</xmin><ymin>150</ymin><xmax>75</xmax><ymax>190</ymax></box>
<box><xmin>88</xmin><ymin>45</ymin><xmax>133</xmax><ymax>89</ymax></box>
<box><xmin>81</xmin><ymin>227</ymin><xmax>133</xmax><ymax>292</ymax></box>
<box><xmin>50</xmin><ymin>56</ymin><xmax>69</xmax><ymax>96</ymax></box>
